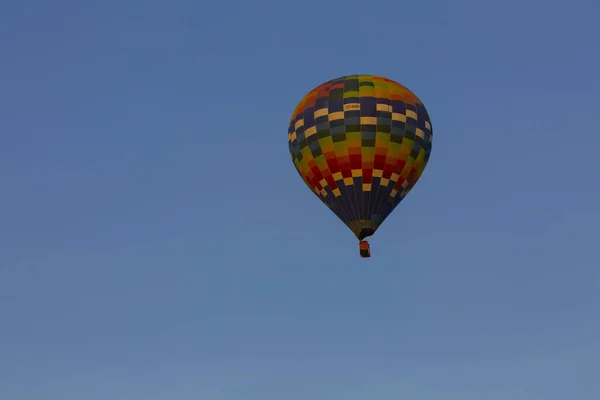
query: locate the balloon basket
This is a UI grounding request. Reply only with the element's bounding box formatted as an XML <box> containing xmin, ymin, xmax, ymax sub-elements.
<box><xmin>359</xmin><ymin>240</ymin><xmax>371</xmax><ymax>258</ymax></box>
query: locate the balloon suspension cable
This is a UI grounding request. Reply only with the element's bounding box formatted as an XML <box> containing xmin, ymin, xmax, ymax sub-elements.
<box><xmin>359</xmin><ymin>240</ymin><xmax>371</xmax><ymax>258</ymax></box>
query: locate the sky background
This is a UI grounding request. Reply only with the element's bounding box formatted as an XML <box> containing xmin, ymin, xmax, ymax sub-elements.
<box><xmin>1</xmin><ymin>0</ymin><xmax>599</xmax><ymax>399</ymax></box>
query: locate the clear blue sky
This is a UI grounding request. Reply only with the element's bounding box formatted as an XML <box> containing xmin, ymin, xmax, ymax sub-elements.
<box><xmin>1</xmin><ymin>0</ymin><xmax>599</xmax><ymax>399</ymax></box>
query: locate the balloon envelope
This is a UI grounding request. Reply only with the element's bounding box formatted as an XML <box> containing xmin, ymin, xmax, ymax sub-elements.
<box><xmin>288</xmin><ymin>75</ymin><xmax>432</xmax><ymax>240</ymax></box>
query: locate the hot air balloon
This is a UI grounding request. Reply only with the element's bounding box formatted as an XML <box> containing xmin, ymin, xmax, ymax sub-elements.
<box><xmin>287</xmin><ymin>75</ymin><xmax>433</xmax><ymax>258</ymax></box>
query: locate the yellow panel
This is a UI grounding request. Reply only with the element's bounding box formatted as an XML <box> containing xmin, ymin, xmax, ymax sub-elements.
<box><xmin>360</xmin><ymin>116</ymin><xmax>377</xmax><ymax>125</ymax></box>
<box><xmin>315</xmin><ymin>108</ymin><xmax>329</xmax><ymax>118</ymax></box>
<box><xmin>305</xmin><ymin>126</ymin><xmax>317</xmax><ymax>138</ymax></box>
<box><xmin>328</xmin><ymin>111</ymin><xmax>344</xmax><ymax>121</ymax></box>
<box><xmin>391</xmin><ymin>112</ymin><xmax>406</xmax><ymax>122</ymax></box>
<box><xmin>362</xmin><ymin>183</ymin><xmax>372</xmax><ymax>191</ymax></box>
<box><xmin>351</xmin><ymin>169</ymin><xmax>362</xmax><ymax>177</ymax></box>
